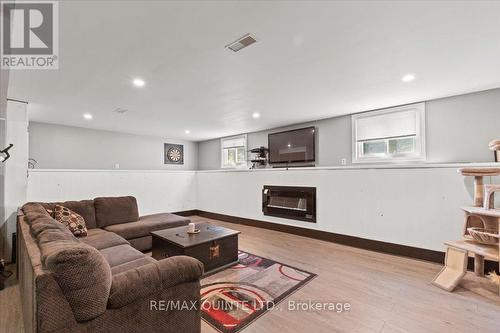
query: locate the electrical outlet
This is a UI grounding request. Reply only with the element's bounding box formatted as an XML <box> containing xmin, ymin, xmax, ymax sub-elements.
<box><xmin>341</xmin><ymin>158</ymin><xmax>347</xmax><ymax>166</ymax></box>
<box><xmin>114</xmin><ymin>163</ymin><xmax>120</xmax><ymax>169</ymax></box>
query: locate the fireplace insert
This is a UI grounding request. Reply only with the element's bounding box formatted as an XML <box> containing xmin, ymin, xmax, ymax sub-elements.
<box><xmin>262</xmin><ymin>185</ymin><xmax>316</xmax><ymax>222</ymax></box>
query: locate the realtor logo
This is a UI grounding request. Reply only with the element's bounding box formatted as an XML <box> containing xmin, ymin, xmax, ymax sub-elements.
<box><xmin>1</xmin><ymin>1</ymin><xmax>59</xmax><ymax>69</ymax></box>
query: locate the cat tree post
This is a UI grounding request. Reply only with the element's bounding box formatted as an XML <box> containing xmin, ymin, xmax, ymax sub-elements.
<box><xmin>459</xmin><ymin>168</ymin><xmax>500</xmax><ymax>207</ymax></box>
<box><xmin>489</xmin><ymin>139</ymin><xmax>500</xmax><ymax>162</ymax></box>
<box><xmin>474</xmin><ymin>254</ymin><xmax>485</xmax><ymax>277</ymax></box>
<box><xmin>473</xmin><ymin>176</ymin><xmax>484</xmax><ymax>207</ymax></box>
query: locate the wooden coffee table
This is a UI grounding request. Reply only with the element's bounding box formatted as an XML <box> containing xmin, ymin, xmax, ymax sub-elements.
<box><xmin>151</xmin><ymin>223</ymin><xmax>241</xmax><ymax>275</ymax></box>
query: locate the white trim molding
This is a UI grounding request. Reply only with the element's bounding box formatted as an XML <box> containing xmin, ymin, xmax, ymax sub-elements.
<box><xmin>352</xmin><ymin>103</ymin><xmax>426</xmax><ymax>164</ymax></box>
<box><xmin>220</xmin><ymin>134</ymin><xmax>248</xmax><ymax>169</ymax></box>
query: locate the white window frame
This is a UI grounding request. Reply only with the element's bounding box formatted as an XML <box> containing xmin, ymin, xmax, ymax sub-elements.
<box><xmin>220</xmin><ymin>134</ymin><xmax>248</xmax><ymax>169</ymax></box>
<box><xmin>352</xmin><ymin>103</ymin><xmax>426</xmax><ymax>164</ymax></box>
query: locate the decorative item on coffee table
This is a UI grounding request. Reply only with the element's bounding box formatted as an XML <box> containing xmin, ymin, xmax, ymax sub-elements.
<box><xmin>151</xmin><ymin>223</ymin><xmax>240</xmax><ymax>275</ymax></box>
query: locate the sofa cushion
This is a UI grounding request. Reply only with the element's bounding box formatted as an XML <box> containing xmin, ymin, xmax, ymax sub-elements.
<box><xmin>37</xmin><ymin>228</ymin><xmax>78</xmax><ymax>244</ymax></box>
<box><xmin>110</xmin><ymin>256</ymin><xmax>156</xmax><ymax>275</ymax></box>
<box><xmin>94</xmin><ymin>196</ymin><xmax>139</xmax><ymax>228</ymax></box>
<box><xmin>81</xmin><ymin>231</ymin><xmax>129</xmax><ymax>250</ymax></box>
<box><xmin>54</xmin><ymin>205</ymin><xmax>88</xmax><ymax>237</ymax></box>
<box><xmin>30</xmin><ymin>217</ymin><xmax>70</xmax><ymax>238</ymax></box>
<box><xmin>22</xmin><ymin>202</ymin><xmax>51</xmax><ymax>217</ymax></box>
<box><xmin>41</xmin><ymin>200</ymin><xmax>97</xmax><ymax>229</ymax></box>
<box><xmin>86</xmin><ymin>228</ymin><xmax>107</xmax><ymax>237</ymax></box>
<box><xmin>128</xmin><ymin>235</ymin><xmax>152</xmax><ymax>252</ymax></box>
<box><xmin>44</xmin><ymin>242</ymin><xmax>112</xmax><ymax>322</ymax></box>
<box><xmin>99</xmin><ymin>244</ymin><xmax>145</xmax><ymax>267</ymax></box>
<box><xmin>104</xmin><ymin>213</ymin><xmax>189</xmax><ymax>239</ymax></box>
<box><xmin>108</xmin><ymin>256</ymin><xmax>203</xmax><ymax>309</ymax></box>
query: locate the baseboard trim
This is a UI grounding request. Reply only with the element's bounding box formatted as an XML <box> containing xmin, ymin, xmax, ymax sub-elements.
<box><xmin>173</xmin><ymin>209</ymin><xmax>200</xmax><ymax>217</ymax></box>
<box><xmin>196</xmin><ymin>210</ymin><xmax>498</xmax><ymax>273</ymax></box>
<box><xmin>197</xmin><ymin>210</ymin><xmax>444</xmax><ymax>263</ymax></box>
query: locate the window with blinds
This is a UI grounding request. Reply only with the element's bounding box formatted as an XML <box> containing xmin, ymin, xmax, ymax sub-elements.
<box><xmin>352</xmin><ymin>103</ymin><xmax>426</xmax><ymax>163</ymax></box>
<box><xmin>221</xmin><ymin>134</ymin><xmax>247</xmax><ymax>168</ymax></box>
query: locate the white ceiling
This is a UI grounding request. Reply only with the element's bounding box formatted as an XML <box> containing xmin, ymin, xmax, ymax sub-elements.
<box><xmin>8</xmin><ymin>0</ymin><xmax>500</xmax><ymax>141</ymax></box>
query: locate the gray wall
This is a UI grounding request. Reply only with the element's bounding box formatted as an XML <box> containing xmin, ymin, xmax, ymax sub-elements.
<box><xmin>198</xmin><ymin>88</ymin><xmax>500</xmax><ymax>170</ymax></box>
<box><xmin>29</xmin><ymin>122</ymin><xmax>198</xmax><ymax>170</ymax></box>
<box><xmin>426</xmin><ymin>89</ymin><xmax>500</xmax><ymax>163</ymax></box>
<box><xmin>27</xmin><ymin>88</ymin><xmax>500</xmax><ymax>171</ymax></box>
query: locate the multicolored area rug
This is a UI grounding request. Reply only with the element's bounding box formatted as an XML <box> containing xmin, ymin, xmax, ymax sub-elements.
<box><xmin>201</xmin><ymin>251</ymin><xmax>316</xmax><ymax>333</ymax></box>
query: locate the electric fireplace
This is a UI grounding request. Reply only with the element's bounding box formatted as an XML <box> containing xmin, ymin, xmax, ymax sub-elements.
<box><xmin>262</xmin><ymin>185</ymin><xmax>316</xmax><ymax>222</ymax></box>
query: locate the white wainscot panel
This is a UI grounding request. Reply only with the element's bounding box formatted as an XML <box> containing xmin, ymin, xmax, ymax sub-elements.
<box><xmin>197</xmin><ymin>168</ymin><xmax>477</xmax><ymax>251</ymax></box>
<box><xmin>27</xmin><ymin>170</ymin><xmax>197</xmax><ymax>215</ymax></box>
<box><xmin>27</xmin><ymin>167</ymin><xmax>491</xmax><ymax>252</ymax></box>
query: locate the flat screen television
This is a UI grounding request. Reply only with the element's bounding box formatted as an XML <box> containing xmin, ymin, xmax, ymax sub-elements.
<box><xmin>268</xmin><ymin>127</ymin><xmax>315</xmax><ymax>164</ymax></box>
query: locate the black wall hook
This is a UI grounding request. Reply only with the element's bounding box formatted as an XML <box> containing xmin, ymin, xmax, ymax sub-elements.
<box><xmin>0</xmin><ymin>144</ymin><xmax>14</xmax><ymax>163</ymax></box>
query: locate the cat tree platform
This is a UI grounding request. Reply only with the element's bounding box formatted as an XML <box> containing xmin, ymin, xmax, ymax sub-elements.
<box><xmin>458</xmin><ymin>168</ymin><xmax>500</xmax><ymax>206</ymax></box>
<box><xmin>435</xmin><ymin>206</ymin><xmax>500</xmax><ymax>294</ymax></box>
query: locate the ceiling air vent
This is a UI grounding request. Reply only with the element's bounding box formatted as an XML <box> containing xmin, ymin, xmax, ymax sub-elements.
<box><xmin>113</xmin><ymin>108</ymin><xmax>128</xmax><ymax>114</ymax></box>
<box><xmin>226</xmin><ymin>34</ymin><xmax>257</xmax><ymax>52</ymax></box>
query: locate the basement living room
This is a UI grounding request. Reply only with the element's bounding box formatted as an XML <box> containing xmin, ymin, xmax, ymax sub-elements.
<box><xmin>1</xmin><ymin>1</ymin><xmax>500</xmax><ymax>333</ymax></box>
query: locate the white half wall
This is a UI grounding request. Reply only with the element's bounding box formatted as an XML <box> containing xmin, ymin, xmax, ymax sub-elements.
<box><xmin>27</xmin><ymin>170</ymin><xmax>197</xmax><ymax>215</ymax></box>
<box><xmin>197</xmin><ymin>166</ymin><xmax>499</xmax><ymax>252</ymax></box>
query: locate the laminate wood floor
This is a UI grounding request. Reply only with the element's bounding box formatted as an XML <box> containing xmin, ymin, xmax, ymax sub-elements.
<box><xmin>1</xmin><ymin>215</ymin><xmax>499</xmax><ymax>333</ymax></box>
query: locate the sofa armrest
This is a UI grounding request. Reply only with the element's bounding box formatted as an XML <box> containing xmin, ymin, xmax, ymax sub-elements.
<box><xmin>108</xmin><ymin>255</ymin><xmax>203</xmax><ymax>308</ymax></box>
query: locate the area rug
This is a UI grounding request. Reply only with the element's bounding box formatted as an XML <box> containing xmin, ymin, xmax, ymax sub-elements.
<box><xmin>200</xmin><ymin>251</ymin><xmax>317</xmax><ymax>333</ymax></box>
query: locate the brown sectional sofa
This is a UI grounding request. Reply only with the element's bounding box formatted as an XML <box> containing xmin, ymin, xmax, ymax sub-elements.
<box><xmin>17</xmin><ymin>196</ymin><xmax>203</xmax><ymax>333</ymax></box>
<box><xmin>37</xmin><ymin>196</ymin><xmax>190</xmax><ymax>252</ymax></box>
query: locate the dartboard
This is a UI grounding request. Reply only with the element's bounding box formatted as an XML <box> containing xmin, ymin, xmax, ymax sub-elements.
<box><xmin>168</xmin><ymin>148</ymin><xmax>182</xmax><ymax>162</ymax></box>
<box><xmin>164</xmin><ymin>143</ymin><xmax>184</xmax><ymax>164</ymax></box>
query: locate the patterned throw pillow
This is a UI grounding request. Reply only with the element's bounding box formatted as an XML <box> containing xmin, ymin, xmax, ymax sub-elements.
<box><xmin>54</xmin><ymin>205</ymin><xmax>88</xmax><ymax>237</ymax></box>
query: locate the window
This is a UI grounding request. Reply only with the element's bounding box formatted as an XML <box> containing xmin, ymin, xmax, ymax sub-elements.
<box><xmin>221</xmin><ymin>134</ymin><xmax>247</xmax><ymax>168</ymax></box>
<box><xmin>352</xmin><ymin>103</ymin><xmax>426</xmax><ymax>163</ymax></box>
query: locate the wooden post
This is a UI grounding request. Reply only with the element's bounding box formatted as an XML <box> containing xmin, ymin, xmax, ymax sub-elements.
<box><xmin>483</xmin><ymin>185</ymin><xmax>500</xmax><ymax>209</ymax></box>
<box><xmin>474</xmin><ymin>254</ymin><xmax>484</xmax><ymax>277</ymax></box>
<box><xmin>489</xmin><ymin>140</ymin><xmax>500</xmax><ymax>162</ymax></box>
<box><xmin>473</xmin><ymin>176</ymin><xmax>484</xmax><ymax>207</ymax></box>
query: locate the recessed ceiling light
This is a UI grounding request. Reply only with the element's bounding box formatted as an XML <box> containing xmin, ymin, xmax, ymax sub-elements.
<box><xmin>83</xmin><ymin>113</ymin><xmax>93</xmax><ymax>120</ymax></box>
<box><xmin>252</xmin><ymin>112</ymin><xmax>260</xmax><ymax>119</ymax></box>
<box><xmin>185</xmin><ymin>130</ymin><xmax>191</xmax><ymax>134</ymax></box>
<box><xmin>402</xmin><ymin>74</ymin><xmax>416</xmax><ymax>82</ymax></box>
<box><xmin>133</xmin><ymin>78</ymin><xmax>145</xmax><ymax>87</ymax></box>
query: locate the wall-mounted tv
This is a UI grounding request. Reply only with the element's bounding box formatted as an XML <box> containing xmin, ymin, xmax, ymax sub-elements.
<box><xmin>268</xmin><ymin>127</ymin><xmax>315</xmax><ymax>164</ymax></box>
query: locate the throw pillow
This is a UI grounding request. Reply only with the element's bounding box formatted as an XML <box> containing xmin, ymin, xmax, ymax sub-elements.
<box><xmin>54</xmin><ymin>205</ymin><xmax>88</xmax><ymax>237</ymax></box>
